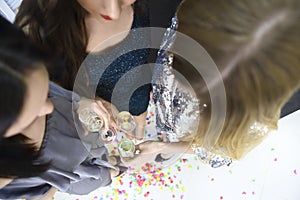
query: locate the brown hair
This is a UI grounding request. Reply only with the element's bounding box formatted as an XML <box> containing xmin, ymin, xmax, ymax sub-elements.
<box><xmin>15</xmin><ymin>0</ymin><xmax>88</xmax><ymax>90</ymax></box>
<box><xmin>15</xmin><ymin>0</ymin><xmax>147</xmax><ymax>90</ymax></box>
<box><xmin>176</xmin><ymin>0</ymin><xmax>300</xmax><ymax>159</ymax></box>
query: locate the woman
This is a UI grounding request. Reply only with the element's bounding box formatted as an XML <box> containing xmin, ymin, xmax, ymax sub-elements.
<box><xmin>0</xmin><ymin>16</ymin><xmax>121</xmax><ymax>199</ymax></box>
<box><xmin>127</xmin><ymin>0</ymin><xmax>300</xmax><ymax>168</ymax></box>
<box><xmin>15</xmin><ymin>0</ymin><xmax>152</xmax><ymax>139</ymax></box>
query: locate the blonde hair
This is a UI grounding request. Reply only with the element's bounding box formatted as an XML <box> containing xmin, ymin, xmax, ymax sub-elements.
<box><xmin>176</xmin><ymin>0</ymin><xmax>300</xmax><ymax>159</ymax></box>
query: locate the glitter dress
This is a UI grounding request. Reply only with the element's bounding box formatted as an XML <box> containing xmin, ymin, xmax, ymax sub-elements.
<box><xmin>82</xmin><ymin>1</ymin><xmax>151</xmax><ymax>116</ymax></box>
<box><xmin>152</xmin><ymin>17</ymin><xmax>232</xmax><ymax>168</ymax></box>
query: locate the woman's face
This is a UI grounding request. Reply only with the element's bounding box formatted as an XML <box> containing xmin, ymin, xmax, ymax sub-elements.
<box><xmin>77</xmin><ymin>0</ymin><xmax>136</xmax><ymax>21</ymax></box>
<box><xmin>4</xmin><ymin>66</ymin><xmax>54</xmax><ymax>138</ymax></box>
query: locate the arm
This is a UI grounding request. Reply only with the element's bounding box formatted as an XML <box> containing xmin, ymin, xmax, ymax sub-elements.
<box><xmin>122</xmin><ymin>141</ymin><xmax>194</xmax><ymax>168</ymax></box>
<box><xmin>29</xmin><ymin>187</ymin><xmax>57</xmax><ymax>200</ymax></box>
<box><xmin>0</xmin><ymin>178</ymin><xmax>12</xmax><ymax>189</ymax></box>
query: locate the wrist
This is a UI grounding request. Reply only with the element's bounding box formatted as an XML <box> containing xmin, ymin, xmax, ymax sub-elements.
<box><xmin>168</xmin><ymin>142</ymin><xmax>190</xmax><ymax>154</ymax></box>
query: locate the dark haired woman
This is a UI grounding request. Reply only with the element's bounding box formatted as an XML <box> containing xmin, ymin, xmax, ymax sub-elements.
<box><xmin>15</xmin><ymin>0</ymin><xmax>153</xmax><ymax>139</ymax></box>
<box><xmin>0</xmin><ymin>16</ymin><xmax>121</xmax><ymax>199</ymax></box>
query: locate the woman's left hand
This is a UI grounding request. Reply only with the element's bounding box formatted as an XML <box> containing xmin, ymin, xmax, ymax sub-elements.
<box><xmin>121</xmin><ymin>141</ymin><xmax>168</xmax><ymax>168</ymax></box>
<box><xmin>121</xmin><ymin>140</ymin><xmax>191</xmax><ymax>169</ymax></box>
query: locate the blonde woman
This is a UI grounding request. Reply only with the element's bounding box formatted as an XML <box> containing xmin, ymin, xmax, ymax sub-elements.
<box><xmin>126</xmin><ymin>0</ymin><xmax>300</xmax><ymax>168</ymax></box>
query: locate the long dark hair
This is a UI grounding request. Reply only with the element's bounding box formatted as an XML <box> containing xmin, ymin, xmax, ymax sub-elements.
<box><xmin>15</xmin><ymin>0</ymin><xmax>87</xmax><ymax>90</ymax></box>
<box><xmin>0</xmin><ymin>16</ymin><xmax>50</xmax><ymax>178</ymax></box>
<box><xmin>15</xmin><ymin>0</ymin><xmax>148</xmax><ymax>90</ymax></box>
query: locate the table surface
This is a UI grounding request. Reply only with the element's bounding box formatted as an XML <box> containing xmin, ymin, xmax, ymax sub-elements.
<box><xmin>54</xmin><ymin>103</ymin><xmax>300</xmax><ymax>200</ymax></box>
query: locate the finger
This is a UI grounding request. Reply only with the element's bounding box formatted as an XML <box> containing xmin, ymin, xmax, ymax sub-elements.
<box><xmin>93</xmin><ymin>104</ymin><xmax>110</xmax><ymax>131</ymax></box>
<box><xmin>107</xmin><ymin>156</ymin><xmax>117</xmax><ymax>166</ymax></box>
<box><xmin>149</xmin><ymin>91</ymin><xmax>154</xmax><ymax>103</ymax></box>
<box><xmin>95</xmin><ymin>100</ymin><xmax>110</xmax><ymax>115</ymax></box>
<box><xmin>110</xmin><ymin>120</ymin><xmax>119</xmax><ymax>131</ymax></box>
<box><xmin>95</xmin><ymin>101</ymin><xmax>115</xmax><ymax>131</ymax></box>
<box><xmin>125</xmin><ymin>132</ymin><xmax>135</xmax><ymax>140</ymax></box>
<box><xmin>162</xmin><ymin>134</ymin><xmax>168</xmax><ymax>142</ymax></box>
<box><xmin>83</xmin><ymin>126</ymin><xmax>89</xmax><ymax>136</ymax></box>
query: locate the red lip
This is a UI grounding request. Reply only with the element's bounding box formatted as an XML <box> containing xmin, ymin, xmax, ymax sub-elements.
<box><xmin>100</xmin><ymin>14</ymin><xmax>112</xmax><ymax>20</ymax></box>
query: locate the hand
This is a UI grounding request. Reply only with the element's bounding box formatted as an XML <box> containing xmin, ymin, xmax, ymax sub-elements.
<box><xmin>77</xmin><ymin>97</ymin><xmax>118</xmax><ymax>134</ymax></box>
<box><xmin>121</xmin><ymin>141</ymin><xmax>191</xmax><ymax>169</ymax></box>
<box><xmin>121</xmin><ymin>141</ymin><xmax>169</xmax><ymax>168</ymax></box>
<box><xmin>109</xmin><ymin>168</ymin><xmax>120</xmax><ymax>178</ymax></box>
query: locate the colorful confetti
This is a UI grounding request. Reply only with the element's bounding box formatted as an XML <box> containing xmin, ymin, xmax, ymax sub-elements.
<box><xmin>52</xmin><ymin>102</ymin><xmax>300</xmax><ymax>200</ymax></box>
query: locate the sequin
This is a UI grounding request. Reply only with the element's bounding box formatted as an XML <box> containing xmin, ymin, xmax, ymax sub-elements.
<box><xmin>152</xmin><ymin>17</ymin><xmax>232</xmax><ymax>168</ymax></box>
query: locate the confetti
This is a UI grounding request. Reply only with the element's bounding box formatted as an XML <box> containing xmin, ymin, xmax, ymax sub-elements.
<box><xmin>144</xmin><ymin>191</ymin><xmax>150</xmax><ymax>197</ymax></box>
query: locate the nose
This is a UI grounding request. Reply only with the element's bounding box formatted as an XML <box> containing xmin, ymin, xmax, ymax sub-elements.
<box><xmin>38</xmin><ymin>98</ymin><xmax>54</xmax><ymax>117</ymax></box>
<box><xmin>102</xmin><ymin>0</ymin><xmax>122</xmax><ymax>20</ymax></box>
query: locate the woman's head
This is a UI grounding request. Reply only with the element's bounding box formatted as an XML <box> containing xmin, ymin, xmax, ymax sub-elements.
<box><xmin>77</xmin><ymin>0</ymin><xmax>136</xmax><ymax>21</ymax></box>
<box><xmin>14</xmin><ymin>0</ymin><xmax>142</xmax><ymax>90</ymax></box>
<box><xmin>0</xmin><ymin>16</ymin><xmax>53</xmax><ymax>178</ymax></box>
<box><xmin>175</xmin><ymin>0</ymin><xmax>300</xmax><ymax>159</ymax></box>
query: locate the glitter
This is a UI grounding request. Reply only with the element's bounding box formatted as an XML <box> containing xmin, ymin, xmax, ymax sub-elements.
<box><xmin>294</xmin><ymin>169</ymin><xmax>297</xmax><ymax>175</ymax></box>
<box><xmin>242</xmin><ymin>192</ymin><xmax>246</xmax><ymax>195</ymax></box>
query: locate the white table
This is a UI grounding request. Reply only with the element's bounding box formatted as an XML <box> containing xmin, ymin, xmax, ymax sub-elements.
<box><xmin>54</xmin><ymin>104</ymin><xmax>300</xmax><ymax>200</ymax></box>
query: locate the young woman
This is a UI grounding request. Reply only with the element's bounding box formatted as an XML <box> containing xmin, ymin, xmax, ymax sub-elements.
<box><xmin>15</xmin><ymin>0</ymin><xmax>152</xmax><ymax>139</ymax></box>
<box><xmin>0</xmin><ymin>16</ymin><xmax>121</xmax><ymax>199</ymax></box>
<box><xmin>126</xmin><ymin>0</ymin><xmax>300</xmax><ymax>168</ymax></box>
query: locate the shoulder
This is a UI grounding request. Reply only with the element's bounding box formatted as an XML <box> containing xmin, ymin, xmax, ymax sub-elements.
<box><xmin>49</xmin><ymin>82</ymin><xmax>80</xmax><ymax>102</ymax></box>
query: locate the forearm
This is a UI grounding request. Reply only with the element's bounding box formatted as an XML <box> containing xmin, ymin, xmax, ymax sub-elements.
<box><xmin>0</xmin><ymin>178</ymin><xmax>13</xmax><ymax>189</ymax></box>
<box><xmin>163</xmin><ymin>142</ymin><xmax>194</xmax><ymax>155</ymax></box>
<box><xmin>29</xmin><ymin>187</ymin><xmax>57</xmax><ymax>200</ymax></box>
